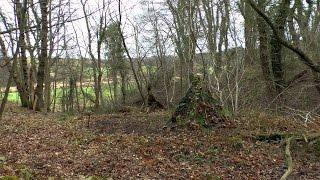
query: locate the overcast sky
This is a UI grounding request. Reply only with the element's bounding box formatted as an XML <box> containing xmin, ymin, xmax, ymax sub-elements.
<box><xmin>0</xmin><ymin>0</ymin><xmax>244</xmax><ymax>59</ymax></box>
<box><xmin>0</xmin><ymin>0</ymin><xmax>149</xmax><ymax>56</ymax></box>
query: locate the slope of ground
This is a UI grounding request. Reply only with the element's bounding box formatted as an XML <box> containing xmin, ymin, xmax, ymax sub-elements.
<box><xmin>0</xmin><ymin>105</ymin><xmax>319</xmax><ymax>179</ymax></box>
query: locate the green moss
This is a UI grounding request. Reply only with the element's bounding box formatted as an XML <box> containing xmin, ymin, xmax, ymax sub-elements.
<box><xmin>20</xmin><ymin>169</ymin><xmax>33</xmax><ymax>180</ymax></box>
<box><xmin>82</xmin><ymin>176</ymin><xmax>107</xmax><ymax>180</ymax></box>
<box><xmin>0</xmin><ymin>176</ymin><xmax>19</xmax><ymax>180</ymax></box>
<box><xmin>228</xmin><ymin>136</ymin><xmax>244</xmax><ymax>150</ymax></box>
<box><xmin>206</xmin><ymin>146</ymin><xmax>220</xmax><ymax>156</ymax></box>
<box><xmin>193</xmin><ymin>153</ymin><xmax>206</xmax><ymax>164</ymax></box>
<box><xmin>0</xmin><ymin>156</ymin><xmax>6</xmax><ymax>162</ymax></box>
<box><xmin>58</xmin><ymin>112</ymin><xmax>75</xmax><ymax>122</ymax></box>
<box><xmin>202</xmin><ymin>173</ymin><xmax>222</xmax><ymax>180</ymax></box>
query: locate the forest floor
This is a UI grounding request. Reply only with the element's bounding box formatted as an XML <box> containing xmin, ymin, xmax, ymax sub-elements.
<box><xmin>0</xmin><ymin>104</ymin><xmax>320</xmax><ymax>179</ymax></box>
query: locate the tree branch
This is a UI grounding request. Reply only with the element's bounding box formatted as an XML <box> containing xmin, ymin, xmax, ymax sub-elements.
<box><xmin>247</xmin><ymin>0</ymin><xmax>320</xmax><ymax>73</ymax></box>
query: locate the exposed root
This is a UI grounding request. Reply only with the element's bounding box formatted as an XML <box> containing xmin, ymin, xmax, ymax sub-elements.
<box><xmin>280</xmin><ymin>137</ymin><xmax>294</xmax><ymax>180</ymax></box>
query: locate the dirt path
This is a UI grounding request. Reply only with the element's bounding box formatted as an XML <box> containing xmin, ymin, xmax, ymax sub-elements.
<box><xmin>0</xmin><ymin>105</ymin><xmax>319</xmax><ymax>179</ymax></box>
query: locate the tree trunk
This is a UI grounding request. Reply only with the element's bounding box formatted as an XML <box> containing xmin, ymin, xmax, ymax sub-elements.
<box><xmin>118</xmin><ymin>4</ymin><xmax>145</xmax><ymax>104</ymax></box>
<box><xmin>111</xmin><ymin>70</ymin><xmax>118</xmax><ymax>102</ymax></box>
<box><xmin>0</xmin><ymin>65</ymin><xmax>14</xmax><ymax>119</ymax></box>
<box><xmin>242</xmin><ymin>0</ymin><xmax>256</xmax><ymax>65</ymax></box>
<box><xmin>120</xmin><ymin>70</ymin><xmax>126</xmax><ymax>105</ymax></box>
<box><xmin>35</xmin><ymin>0</ymin><xmax>49</xmax><ymax>111</ymax></box>
<box><xmin>270</xmin><ymin>0</ymin><xmax>291</xmax><ymax>94</ymax></box>
<box><xmin>15</xmin><ymin>0</ymin><xmax>30</xmax><ymax>108</ymax></box>
<box><xmin>257</xmin><ymin>0</ymin><xmax>274</xmax><ymax>95</ymax></box>
<box><xmin>0</xmin><ymin>36</ymin><xmax>17</xmax><ymax>119</ymax></box>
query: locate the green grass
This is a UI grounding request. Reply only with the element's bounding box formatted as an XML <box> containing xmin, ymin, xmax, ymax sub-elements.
<box><xmin>4</xmin><ymin>84</ymin><xmax>137</xmax><ymax>105</ymax></box>
<box><xmin>8</xmin><ymin>92</ymin><xmax>20</xmax><ymax>103</ymax></box>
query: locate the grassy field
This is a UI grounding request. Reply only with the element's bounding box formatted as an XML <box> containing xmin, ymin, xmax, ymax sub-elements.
<box><xmin>4</xmin><ymin>84</ymin><xmax>137</xmax><ymax>105</ymax></box>
<box><xmin>7</xmin><ymin>92</ymin><xmax>20</xmax><ymax>103</ymax></box>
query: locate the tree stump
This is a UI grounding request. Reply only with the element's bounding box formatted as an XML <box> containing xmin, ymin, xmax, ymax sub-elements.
<box><xmin>146</xmin><ymin>84</ymin><xmax>164</xmax><ymax>112</ymax></box>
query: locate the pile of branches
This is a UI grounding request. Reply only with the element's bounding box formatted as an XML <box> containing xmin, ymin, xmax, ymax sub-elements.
<box><xmin>169</xmin><ymin>76</ymin><xmax>233</xmax><ymax>129</ymax></box>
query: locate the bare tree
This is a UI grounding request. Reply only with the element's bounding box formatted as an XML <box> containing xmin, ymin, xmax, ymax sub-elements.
<box><xmin>81</xmin><ymin>0</ymin><xmax>110</xmax><ymax>110</ymax></box>
<box><xmin>118</xmin><ymin>0</ymin><xmax>146</xmax><ymax>104</ymax></box>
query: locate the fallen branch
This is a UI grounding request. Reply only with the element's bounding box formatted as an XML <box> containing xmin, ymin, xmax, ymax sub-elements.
<box><xmin>256</xmin><ymin>133</ymin><xmax>286</xmax><ymax>143</ymax></box>
<box><xmin>285</xmin><ymin>70</ymin><xmax>308</xmax><ymax>88</ymax></box>
<box><xmin>256</xmin><ymin>132</ymin><xmax>320</xmax><ymax>143</ymax></box>
<box><xmin>280</xmin><ymin>137</ymin><xmax>294</xmax><ymax>180</ymax></box>
<box><xmin>302</xmin><ymin>132</ymin><xmax>320</xmax><ymax>143</ymax></box>
<box><xmin>281</xmin><ymin>106</ymin><xmax>319</xmax><ymax>125</ymax></box>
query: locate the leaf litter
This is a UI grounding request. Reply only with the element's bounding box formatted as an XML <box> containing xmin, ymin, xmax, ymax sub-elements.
<box><xmin>0</xmin><ymin>105</ymin><xmax>319</xmax><ymax>179</ymax></box>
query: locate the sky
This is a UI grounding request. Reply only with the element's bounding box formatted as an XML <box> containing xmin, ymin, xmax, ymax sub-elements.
<box><xmin>0</xmin><ymin>0</ymin><xmax>244</xmax><ymax>59</ymax></box>
<box><xmin>0</xmin><ymin>0</ymin><xmax>148</xmax><ymax>57</ymax></box>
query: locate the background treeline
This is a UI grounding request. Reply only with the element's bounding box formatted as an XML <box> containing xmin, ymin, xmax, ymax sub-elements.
<box><xmin>0</xmin><ymin>0</ymin><xmax>319</xmax><ymax>116</ymax></box>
